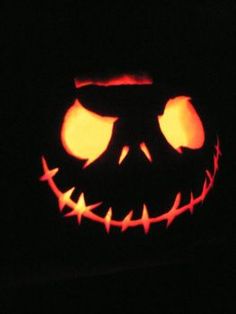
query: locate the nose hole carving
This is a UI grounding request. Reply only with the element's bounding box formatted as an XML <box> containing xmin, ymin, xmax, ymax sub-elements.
<box><xmin>118</xmin><ymin>143</ymin><xmax>153</xmax><ymax>165</ymax></box>
<box><xmin>118</xmin><ymin>145</ymin><xmax>130</xmax><ymax>164</ymax></box>
<box><xmin>139</xmin><ymin>142</ymin><xmax>153</xmax><ymax>162</ymax></box>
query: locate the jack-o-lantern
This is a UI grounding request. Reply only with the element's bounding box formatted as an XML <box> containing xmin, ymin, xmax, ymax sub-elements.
<box><xmin>40</xmin><ymin>73</ymin><xmax>221</xmax><ymax>234</ymax></box>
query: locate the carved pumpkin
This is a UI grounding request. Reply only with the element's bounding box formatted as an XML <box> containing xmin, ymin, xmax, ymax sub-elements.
<box><xmin>40</xmin><ymin>73</ymin><xmax>221</xmax><ymax>233</ymax></box>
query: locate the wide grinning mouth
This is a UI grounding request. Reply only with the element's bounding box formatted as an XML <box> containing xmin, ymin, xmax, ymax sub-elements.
<box><xmin>40</xmin><ymin>138</ymin><xmax>221</xmax><ymax>233</ymax></box>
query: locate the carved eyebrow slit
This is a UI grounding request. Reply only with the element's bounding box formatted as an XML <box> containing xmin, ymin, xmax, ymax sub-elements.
<box><xmin>74</xmin><ymin>73</ymin><xmax>153</xmax><ymax>88</ymax></box>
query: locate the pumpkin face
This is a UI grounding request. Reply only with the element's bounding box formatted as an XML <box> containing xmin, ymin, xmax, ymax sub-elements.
<box><xmin>40</xmin><ymin>74</ymin><xmax>221</xmax><ymax>233</ymax></box>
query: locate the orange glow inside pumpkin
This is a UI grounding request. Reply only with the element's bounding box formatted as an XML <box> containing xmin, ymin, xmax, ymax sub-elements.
<box><xmin>61</xmin><ymin>100</ymin><xmax>118</xmax><ymax>168</ymax></box>
<box><xmin>158</xmin><ymin>96</ymin><xmax>205</xmax><ymax>152</ymax></box>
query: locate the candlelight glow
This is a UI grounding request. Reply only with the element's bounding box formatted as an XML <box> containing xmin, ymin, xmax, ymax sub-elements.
<box><xmin>40</xmin><ymin>73</ymin><xmax>221</xmax><ymax>234</ymax></box>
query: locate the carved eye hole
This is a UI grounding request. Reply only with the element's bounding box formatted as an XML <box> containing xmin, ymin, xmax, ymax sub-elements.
<box><xmin>157</xmin><ymin>96</ymin><xmax>205</xmax><ymax>153</ymax></box>
<box><xmin>61</xmin><ymin>99</ymin><xmax>118</xmax><ymax>168</ymax></box>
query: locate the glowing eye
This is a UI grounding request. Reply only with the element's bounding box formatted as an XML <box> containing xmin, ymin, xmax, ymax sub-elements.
<box><xmin>61</xmin><ymin>99</ymin><xmax>118</xmax><ymax>167</ymax></box>
<box><xmin>158</xmin><ymin>96</ymin><xmax>205</xmax><ymax>153</ymax></box>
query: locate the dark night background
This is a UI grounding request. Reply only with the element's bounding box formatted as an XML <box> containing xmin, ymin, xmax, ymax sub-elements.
<box><xmin>2</xmin><ymin>1</ymin><xmax>235</xmax><ymax>313</ymax></box>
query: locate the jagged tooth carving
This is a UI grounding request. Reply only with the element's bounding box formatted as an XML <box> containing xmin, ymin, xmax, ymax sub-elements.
<box><xmin>65</xmin><ymin>193</ymin><xmax>102</xmax><ymax>224</ymax></box>
<box><xmin>40</xmin><ymin>157</ymin><xmax>59</xmax><ymax>181</ymax></box>
<box><xmin>215</xmin><ymin>137</ymin><xmax>222</xmax><ymax>156</ymax></box>
<box><xmin>121</xmin><ymin>211</ymin><xmax>133</xmax><ymax>232</ymax></box>
<box><xmin>104</xmin><ymin>208</ymin><xmax>112</xmax><ymax>233</ymax></box>
<box><xmin>65</xmin><ymin>193</ymin><xmax>86</xmax><ymax>224</ymax></box>
<box><xmin>58</xmin><ymin>187</ymin><xmax>75</xmax><ymax>211</ymax></box>
<box><xmin>40</xmin><ymin>137</ymin><xmax>221</xmax><ymax>232</ymax></box>
<box><xmin>201</xmin><ymin>178</ymin><xmax>208</xmax><ymax>201</ymax></box>
<box><xmin>213</xmin><ymin>154</ymin><xmax>219</xmax><ymax>171</ymax></box>
<box><xmin>189</xmin><ymin>192</ymin><xmax>195</xmax><ymax>214</ymax></box>
<box><xmin>166</xmin><ymin>192</ymin><xmax>181</xmax><ymax>227</ymax></box>
<box><xmin>40</xmin><ymin>168</ymin><xmax>58</xmax><ymax>181</ymax></box>
<box><xmin>142</xmin><ymin>204</ymin><xmax>150</xmax><ymax>234</ymax></box>
<box><xmin>206</xmin><ymin>169</ymin><xmax>213</xmax><ymax>182</ymax></box>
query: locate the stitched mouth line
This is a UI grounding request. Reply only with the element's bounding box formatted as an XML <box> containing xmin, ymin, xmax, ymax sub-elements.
<box><xmin>40</xmin><ymin>138</ymin><xmax>221</xmax><ymax>233</ymax></box>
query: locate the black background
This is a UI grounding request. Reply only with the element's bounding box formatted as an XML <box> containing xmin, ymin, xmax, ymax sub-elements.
<box><xmin>2</xmin><ymin>1</ymin><xmax>235</xmax><ymax>313</ymax></box>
